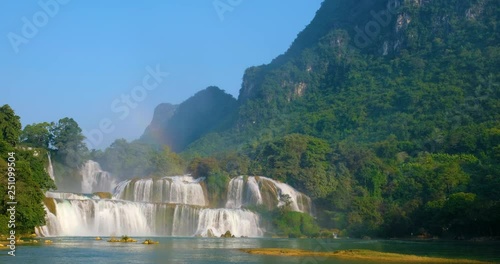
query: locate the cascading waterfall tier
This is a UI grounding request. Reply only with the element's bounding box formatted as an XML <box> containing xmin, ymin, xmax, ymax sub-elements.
<box><xmin>196</xmin><ymin>208</ymin><xmax>263</xmax><ymax>237</ymax></box>
<box><xmin>45</xmin><ymin>191</ymin><xmax>100</xmax><ymax>200</ymax></box>
<box><xmin>80</xmin><ymin>160</ymin><xmax>117</xmax><ymax>193</ymax></box>
<box><xmin>36</xmin><ymin>198</ymin><xmax>201</xmax><ymax>237</ymax></box>
<box><xmin>225</xmin><ymin>176</ymin><xmax>313</xmax><ymax>215</ymax></box>
<box><xmin>113</xmin><ymin>176</ymin><xmax>207</xmax><ymax>207</ymax></box>
<box><xmin>36</xmin><ymin>197</ymin><xmax>262</xmax><ymax>238</ymax></box>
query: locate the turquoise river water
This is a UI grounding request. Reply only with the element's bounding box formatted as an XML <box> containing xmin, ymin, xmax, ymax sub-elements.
<box><xmin>1</xmin><ymin>237</ymin><xmax>499</xmax><ymax>264</ymax></box>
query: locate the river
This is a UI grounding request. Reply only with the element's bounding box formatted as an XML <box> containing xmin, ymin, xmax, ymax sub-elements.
<box><xmin>2</xmin><ymin>237</ymin><xmax>499</xmax><ymax>264</ymax></box>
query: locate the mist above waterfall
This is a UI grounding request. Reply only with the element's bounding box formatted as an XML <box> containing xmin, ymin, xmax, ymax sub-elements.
<box><xmin>80</xmin><ymin>160</ymin><xmax>117</xmax><ymax>193</ymax></box>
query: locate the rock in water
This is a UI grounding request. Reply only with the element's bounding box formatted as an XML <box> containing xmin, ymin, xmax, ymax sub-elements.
<box><xmin>206</xmin><ymin>229</ymin><xmax>215</xmax><ymax>238</ymax></box>
<box><xmin>221</xmin><ymin>230</ymin><xmax>234</xmax><ymax>238</ymax></box>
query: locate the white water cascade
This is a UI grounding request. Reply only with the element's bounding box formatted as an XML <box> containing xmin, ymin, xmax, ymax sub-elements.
<box><xmin>80</xmin><ymin>160</ymin><xmax>117</xmax><ymax>193</ymax></box>
<box><xmin>225</xmin><ymin>176</ymin><xmax>313</xmax><ymax>215</ymax></box>
<box><xmin>113</xmin><ymin>176</ymin><xmax>207</xmax><ymax>206</ymax></box>
<box><xmin>45</xmin><ymin>191</ymin><xmax>100</xmax><ymax>200</ymax></box>
<box><xmin>36</xmin><ymin>198</ymin><xmax>262</xmax><ymax>237</ymax></box>
<box><xmin>38</xmin><ymin>199</ymin><xmax>153</xmax><ymax>237</ymax></box>
<box><xmin>196</xmin><ymin>209</ymin><xmax>263</xmax><ymax>237</ymax></box>
<box><xmin>47</xmin><ymin>153</ymin><xmax>55</xmax><ymax>181</ymax></box>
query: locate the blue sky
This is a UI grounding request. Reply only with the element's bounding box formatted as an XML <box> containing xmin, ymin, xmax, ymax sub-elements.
<box><xmin>0</xmin><ymin>0</ymin><xmax>323</xmax><ymax>149</ymax></box>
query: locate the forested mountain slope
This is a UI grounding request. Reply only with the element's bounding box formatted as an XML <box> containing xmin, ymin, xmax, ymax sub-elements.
<box><xmin>140</xmin><ymin>0</ymin><xmax>499</xmax><ymax>237</ymax></box>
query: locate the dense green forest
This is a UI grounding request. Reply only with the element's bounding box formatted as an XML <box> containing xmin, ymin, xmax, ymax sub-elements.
<box><xmin>1</xmin><ymin>0</ymin><xmax>499</xmax><ymax>239</ymax></box>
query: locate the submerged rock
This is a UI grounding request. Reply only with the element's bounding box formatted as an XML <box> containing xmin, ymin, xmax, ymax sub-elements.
<box><xmin>93</xmin><ymin>192</ymin><xmax>112</xmax><ymax>199</ymax></box>
<box><xmin>107</xmin><ymin>236</ymin><xmax>137</xmax><ymax>243</ymax></box>
<box><xmin>142</xmin><ymin>239</ymin><xmax>159</xmax><ymax>244</ymax></box>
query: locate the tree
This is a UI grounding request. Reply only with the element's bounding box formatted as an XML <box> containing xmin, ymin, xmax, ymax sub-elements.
<box><xmin>216</xmin><ymin>151</ymin><xmax>250</xmax><ymax>176</ymax></box>
<box><xmin>153</xmin><ymin>146</ymin><xmax>184</xmax><ymax>176</ymax></box>
<box><xmin>20</xmin><ymin>122</ymin><xmax>52</xmax><ymax>149</ymax></box>
<box><xmin>0</xmin><ymin>104</ymin><xmax>22</xmax><ymax>146</ymax></box>
<box><xmin>279</xmin><ymin>194</ymin><xmax>293</xmax><ymax>211</ymax></box>
<box><xmin>249</xmin><ymin>134</ymin><xmax>334</xmax><ymax>199</ymax></box>
<box><xmin>50</xmin><ymin>117</ymin><xmax>88</xmax><ymax>167</ymax></box>
<box><xmin>401</xmin><ymin>153</ymin><xmax>474</xmax><ymax>202</ymax></box>
<box><xmin>187</xmin><ymin>157</ymin><xmax>220</xmax><ymax>178</ymax></box>
<box><xmin>205</xmin><ymin>171</ymin><xmax>230</xmax><ymax>207</ymax></box>
<box><xmin>273</xmin><ymin>210</ymin><xmax>320</xmax><ymax>238</ymax></box>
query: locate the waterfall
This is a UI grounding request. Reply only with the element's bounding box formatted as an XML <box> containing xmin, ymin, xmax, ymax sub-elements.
<box><xmin>113</xmin><ymin>176</ymin><xmax>207</xmax><ymax>206</ymax></box>
<box><xmin>36</xmin><ymin>198</ymin><xmax>202</xmax><ymax>237</ymax></box>
<box><xmin>226</xmin><ymin>176</ymin><xmax>262</xmax><ymax>209</ymax></box>
<box><xmin>38</xmin><ymin>161</ymin><xmax>313</xmax><ymax>237</ymax></box>
<box><xmin>225</xmin><ymin>176</ymin><xmax>313</xmax><ymax>215</ymax></box>
<box><xmin>169</xmin><ymin>205</ymin><xmax>199</xmax><ymax>236</ymax></box>
<box><xmin>45</xmin><ymin>191</ymin><xmax>100</xmax><ymax>200</ymax></box>
<box><xmin>196</xmin><ymin>209</ymin><xmax>263</xmax><ymax>237</ymax></box>
<box><xmin>36</xmin><ymin>197</ymin><xmax>262</xmax><ymax>238</ymax></box>
<box><xmin>35</xmin><ymin>205</ymin><xmax>61</xmax><ymax>237</ymax></box>
<box><xmin>272</xmin><ymin>179</ymin><xmax>312</xmax><ymax>212</ymax></box>
<box><xmin>225</xmin><ymin>176</ymin><xmax>245</xmax><ymax>208</ymax></box>
<box><xmin>38</xmin><ymin>199</ymin><xmax>152</xmax><ymax>237</ymax></box>
<box><xmin>80</xmin><ymin>160</ymin><xmax>117</xmax><ymax>193</ymax></box>
<box><xmin>47</xmin><ymin>153</ymin><xmax>55</xmax><ymax>181</ymax></box>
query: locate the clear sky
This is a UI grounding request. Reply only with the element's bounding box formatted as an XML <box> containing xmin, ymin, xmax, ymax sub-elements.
<box><xmin>0</xmin><ymin>0</ymin><xmax>323</xmax><ymax>149</ymax></box>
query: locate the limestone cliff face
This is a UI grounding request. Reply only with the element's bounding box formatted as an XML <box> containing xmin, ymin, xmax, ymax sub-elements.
<box><xmin>237</xmin><ymin>0</ymin><xmax>493</xmax><ymax>104</ymax></box>
<box><xmin>238</xmin><ymin>0</ymin><xmax>384</xmax><ymax>103</ymax></box>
